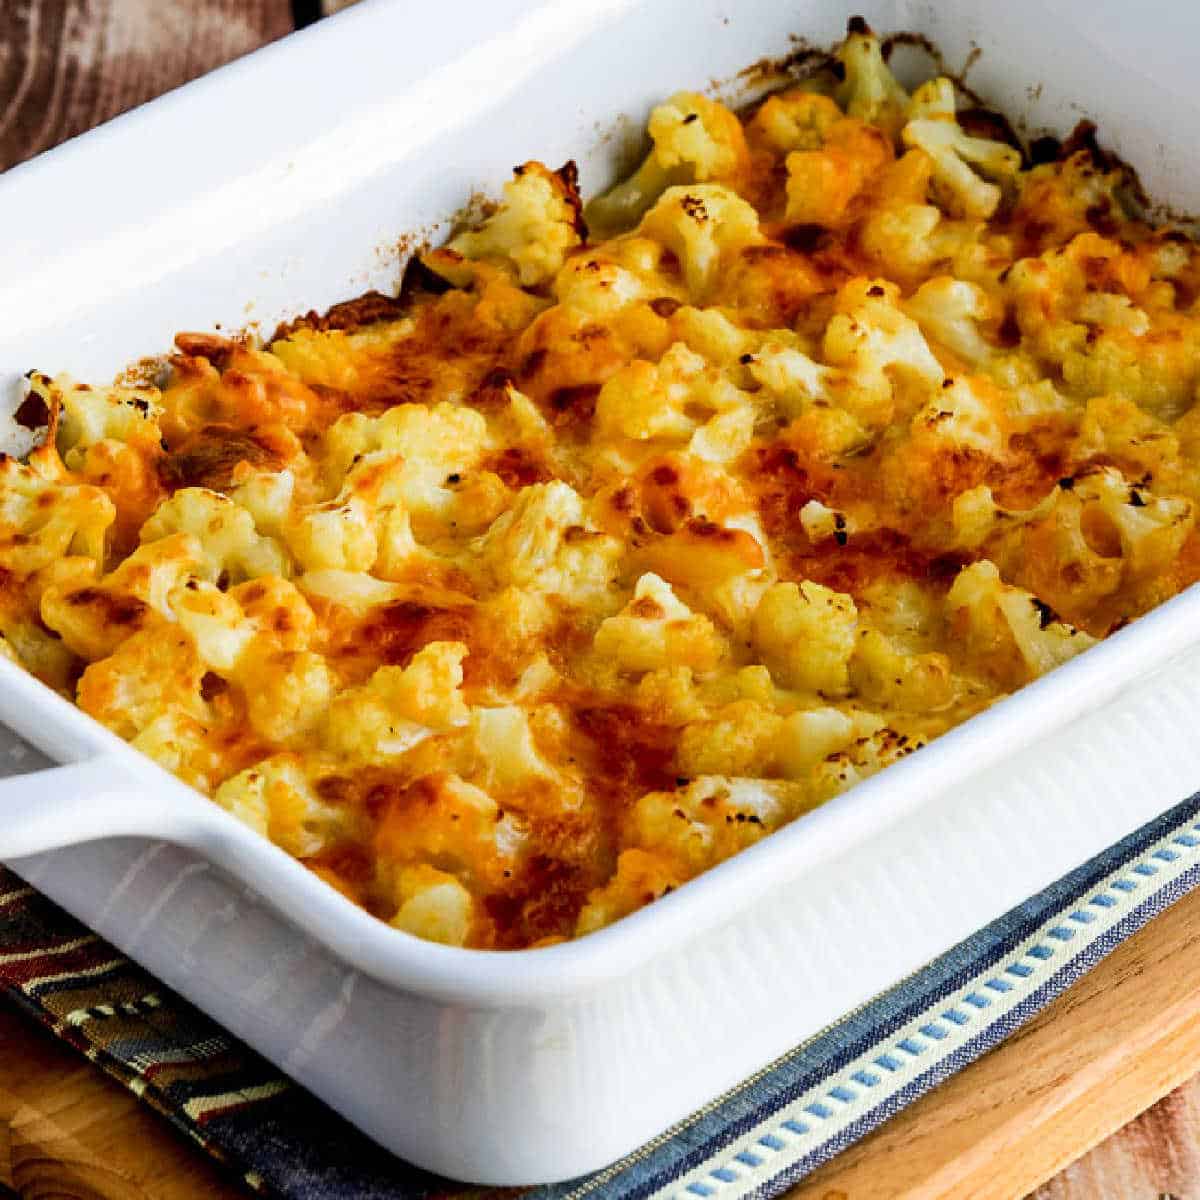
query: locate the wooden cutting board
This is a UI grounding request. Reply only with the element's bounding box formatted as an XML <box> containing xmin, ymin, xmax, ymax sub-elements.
<box><xmin>4</xmin><ymin>876</ymin><xmax>1200</xmax><ymax>1197</ymax></box>
<box><xmin>4</xmin><ymin>3</ymin><xmax>1200</xmax><ymax>1197</ymax></box>
<box><xmin>791</xmin><ymin>875</ymin><xmax>1200</xmax><ymax>1200</ymax></box>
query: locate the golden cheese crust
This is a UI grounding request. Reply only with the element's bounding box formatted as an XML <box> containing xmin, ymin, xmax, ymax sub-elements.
<box><xmin>6</xmin><ymin>26</ymin><xmax>1200</xmax><ymax>948</ymax></box>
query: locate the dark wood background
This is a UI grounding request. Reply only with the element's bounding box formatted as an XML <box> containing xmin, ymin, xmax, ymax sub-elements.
<box><xmin>0</xmin><ymin>2</ymin><xmax>1196</xmax><ymax>1196</ymax></box>
<box><xmin>0</xmin><ymin>1</ymin><xmax>294</xmax><ymax>169</ymax></box>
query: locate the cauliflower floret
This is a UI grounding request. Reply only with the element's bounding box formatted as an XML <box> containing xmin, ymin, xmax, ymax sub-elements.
<box><xmin>751</xmin><ymin>581</ymin><xmax>858</xmax><ymax>695</ymax></box>
<box><xmin>0</xmin><ymin>618</ymin><xmax>79</xmax><ymax>694</ymax></box>
<box><xmin>1072</xmin><ymin>469</ymin><xmax>1194</xmax><ymax>583</ymax></box>
<box><xmin>324</xmin><ymin>641</ymin><xmax>469</xmax><ymax>763</ymax></box>
<box><xmin>322</xmin><ymin>411</ymin><xmax>380</xmax><ymax>487</ymax></box>
<box><xmin>466</xmin><ymin>704</ymin><xmax>560</xmax><ymax>794</ymax></box>
<box><xmin>823</xmin><ymin>278</ymin><xmax>946</xmax><ymax>427</ymax></box>
<box><xmin>783</xmin><ymin>114</ymin><xmax>893</xmax><ymax>227</ymax></box>
<box><xmin>849</xmin><ymin>628</ymin><xmax>953</xmax><ymax>711</ymax></box>
<box><xmin>747</xmin><ymin>341</ymin><xmax>875</xmax><ymax>456</ymax></box>
<box><xmin>160</xmin><ymin>574</ymin><xmax>331</xmax><ymax>741</ymax></box>
<box><xmin>214</xmin><ymin>754</ymin><xmax>348</xmax><ymax>858</ymax></box>
<box><xmin>474</xmin><ymin>481</ymin><xmax>621</xmax><ymax>606</ymax></box>
<box><xmin>553</xmin><ymin>251</ymin><xmax>656</xmax><ymax>318</ymax></box>
<box><xmin>593</xmin><ymin>573</ymin><xmax>724</xmax><ymax>674</ymax></box>
<box><xmin>1062</xmin><ymin>327</ymin><xmax>1199</xmax><ymax>423</ymax></box>
<box><xmin>374</xmin><ymin>772</ymin><xmax>526</xmax><ymax>891</ymax></box>
<box><xmin>746</xmin><ymin>341</ymin><xmax>836</xmax><ymax>419</ymax></box>
<box><xmin>40</xmin><ymin>532</ymin><xmax>206</xmax><ymax>660</ymax></box>
<box><xmin>638</xmin><ymin>184</ymin><xmax>763</xmax><ymax>300</ymax></box>
<box><xmin>950</xmin><ymin>484</ymin><xmax>1017</xmax><ymax>550</ymax></box>
<box><xmin>130</xmin><ymin>711</ymin><xmax>228</xmax><ymax>793</ymax></box>
<box><xmin>990</xmin><ymin>488</ymin><xmax>1123</xmax><ymax>622</ymax></box>
<box><xmin>902</xmin><ymin>78</ymin><xmax>1021</xmax><ymax>219</ymax></box>
<box><xmin>807</xmin><ymin>724</ymin><xmax>935</xmax><ymax>797</ymax></box>
<box><xmin>389</xmin><ymin>865</ymin><xmax>476</xmax><ymax>946</ymax></box>
<box><xmin>0</xmin><ymin>456</ymin><xmax>114</xmax><ymax>577</ymax></box>
<box><xmin>228</xmin><ymin>470</ymin><xmax>296</xmax><ymax>540</ymax></box>
<box><xmin>29</xmin><ymin>372</ymin><xmax>162</xmax><ymax>460</ymax></box>
<box><xmin>159</xmin><ymin>343</ymin><xmax>320</xmax><ymax>443</ymax></box>
<box><xmin>595</xmin><ymin>341</ymin><xmax>751</xmax><ymax>445</ymax></box>
<box><xmin>834</xmin><ymin>21</ymin><xmax>911</xmax><ymax>142</ymax></box>
<box><xmin>587</xmin><ymin>92</ymin><xmax>750</xmax><ymax>232</ymax></box>
<box><xmin>228</xmin><ymin>575</ymin><xmax>320</xmax><ymax>650</ymax></box>
<box><xmin>669</xmin><ymin>305</ymin><xmax>757</xmax><ymax>365</ymax></box>
<box><xmin>287</xmin><ymin>496</ymin><xmax>378</xmax><ymax>573</ymax></box>
<box><xmin>575</xmin><ymin>848</ymin><xmax>682</xmax><ymax>936</ymax></box>
<box><xmin>799</xmin><ymin>499</ymin><xmax>849</xmax><ymax>544</ymax></box>
<box><xmin>170</xmin><ymin>580</ymin><xmax>257</xmax><ymax>672</ymax></box>
<box><xmin>977</xmin><ymin>469</ymin><xmax>1194</xmax><ymax>626</ymax></box>
<box><xmin>295</xmin><ymin>569</ymin><xmax>407</xmax><ymax>613</ymax></box>
<box><xmin>140</xmin><ymin>488</ymin><xmax>289</xmax><ymax>582</ymax></box>
<box><xmin>904</xmin><ymin>276</ymin><xmax>998</xmax><ymax>366</ymax></box>
<box><xmin>1069</xmin><ymin>395</ymin><xmax>1179</xmax><ymax>482</ymax></box>
<box><xmin>76</xmin><ymin>627</ymin><xmax>208</xmax><ymax>740</ymax></box>
<box><xmin>855</xmin><ymin>152</ymin><xmax>984</xmax><ymax>287</ymax></box>
<box><xmin>947</xmin><ymin>560</ymin><xmax>1097</xmax><ymax>684</ymax></box>
<box><xmin>630</xmin><ymin>775</ymin><xmax>811</xmax><ymax>875</ymax></box>
<box><xmin>773</xmin><ymin>706</ymin><xmax>886</xmax><ymax>778</ymax></box>
<box><xmin>910</xmin><ymin>376</ymin><xmax>1008</xmax><ymax>460</ymax></box>
<box><xmin>1004</xmin><ymin>234</ymin><xmax>1200</xmax><ymax>423</ymax></box>
<box><xmin>240</xmin><ymin>646</ymin><xmax>334</xmax><ymax>743</ymax></box>
<box><xmin>676</xmin><ymin>700</ymin><xmax>783</xmax><ymax>778</ymax></box>
<box><xmin>688</xmin><ymin>406</ymin><xmax>755</xmax><ymax>464</ymax></box>
<box><xmin>23</xmin><ymin>373</ymin><xmax>164</xmax><ymax>554</ymax></box>
<box><xmin>746</xmin><ymin>90</ymin><xmax>843</xmax><ymax>155</ymax></box>
<box><xmin>323</xmin><ymin>401</ymin><xmax>492</xmax><ymax>533</ymax></box>
<box><xmin>447</xmin><ymin>161</ymin><xmax>584</xmax><ymax>287</ymax></box>
<box><xmin>1009</xmin><ymin>147</ymin><xmax>1131</xmax><ymax>254</ymax></box>
<box><xmin>268</xmin><ymin>319</ymin><xmax>417</xmax><ymax>394</ymax></box>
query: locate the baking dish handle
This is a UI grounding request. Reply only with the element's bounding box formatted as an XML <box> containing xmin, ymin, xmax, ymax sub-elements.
<box><xmin>0</xmin><ymin>753</ymin><xmax>182</xmax><ymax>859</ymax></box>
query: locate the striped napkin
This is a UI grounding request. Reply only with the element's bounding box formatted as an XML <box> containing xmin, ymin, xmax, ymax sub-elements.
<box><xmin>4</xmin><ymin>788</ymin><xmax>1200</xmax><ymax>1200</ymax></box>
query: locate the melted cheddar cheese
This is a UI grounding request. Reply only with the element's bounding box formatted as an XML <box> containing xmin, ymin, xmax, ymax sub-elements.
<box><xmin>7</xmin><ymin>26</ymin><xmax>1200</xmax><ymax>948</ymax></box>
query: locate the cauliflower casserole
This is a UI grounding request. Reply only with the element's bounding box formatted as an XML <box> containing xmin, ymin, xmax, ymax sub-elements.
<box><xmin>6</xmin><ymin>23</ymin><xmax>1200</xmax><ymax>949</ymax></box>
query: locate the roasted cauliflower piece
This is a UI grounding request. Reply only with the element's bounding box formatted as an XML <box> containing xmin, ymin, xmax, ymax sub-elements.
<box><xmin>637</xmin><ymin>184</ymin><xmax>763</xmax><ymax>300</ymax></box>
<box><xmin>0</xmin><ymin>455</ymin><xmax>114</xmax><ymax>577</ymax></box>
<box><xmin>947</xmin><ymin>560</ymin><xmax>1097</xmax><ymax>685</ymax></box>
<box><xmin>214</xmin><ymin>754</ymin><xmax>348</xmax><ymax>858</ymax></box>
<box><xmin>782</xmin><ymin>104</ymin><xmax>893</xmax><ymax>227</ymax></box>
<box><xmin>446</xmin><ymin>161</ymin><xmax>585</xmax><ymax>287</ymax></box>
<box><xmin>834</xmin><ymin>20</ymin><xmax>911</xmax><ymax>142</ymax></box>
<box><xmin>752</xmin><ymin>581</ymin><xmax>858</xmax><ymax>695</ymax></box>
<box><xmin>324</xmin><ymin>641</ymin><xmax>469</xmax><ymax>763</ymax></box>
<box><xmin>902</xmin><ymin>78</ymin><xmax>1021</xmax><ymax>219</ymax></box>
<box><xmin>587</xmin><ymin>92</ymin><xmax>750</xmax><ymax>232</ymax></box>
<box><xmin>141</xmin><ymin>488</ymin><xmax>290</xmax><ymax>582</ymax></box>
<box><xmin>593</xmin><ymin>573</ymin><xmax>724</xmax><ymax>674</ymax></box>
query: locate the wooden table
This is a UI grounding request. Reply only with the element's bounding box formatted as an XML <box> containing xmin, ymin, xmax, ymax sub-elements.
<box><xmin>2</xmin><ymin>4</ymin><xmax>1198</xmax><ymax>1196</ymax></box>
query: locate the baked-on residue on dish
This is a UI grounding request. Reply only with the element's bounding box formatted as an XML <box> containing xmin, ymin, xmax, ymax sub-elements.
<box><xmin>5</xmin><ymin>23</ymin><xmax>1200</xmax><ymax>948</ymax></box>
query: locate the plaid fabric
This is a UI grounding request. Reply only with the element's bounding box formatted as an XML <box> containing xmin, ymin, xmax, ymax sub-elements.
<box><xmin>4</xmin><ymin>789</ymin><xmax>1200</xmax><ymax>1198</ymax></box>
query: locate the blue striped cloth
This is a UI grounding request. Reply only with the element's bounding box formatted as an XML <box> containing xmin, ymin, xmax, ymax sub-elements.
<box><xmin>4</xmin><ymin>788</ymin><xmax>1200</xmax><ymax>1199</ymax></box>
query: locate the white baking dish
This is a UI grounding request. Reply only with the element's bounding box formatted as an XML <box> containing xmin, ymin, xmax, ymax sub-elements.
<box><xmin>3</xmin><ymin>0</ymin><xmax>1200</xmax><ymax>1184</ymax></box>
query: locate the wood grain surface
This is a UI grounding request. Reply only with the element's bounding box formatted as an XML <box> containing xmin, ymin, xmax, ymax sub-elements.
<box><xmin>792</xmin><ymin>879</ymin><xmax>1200</xmax><ymax>1200</ymax></box>
<box><xmin>3</xmin><ymin>3</ymin><xmax>1200</xmax><ymax>1198</ymax></box>
<box><xmin>0</xmin><ymin>0</ymin><xmax>293</xmax><ymax>170</ymax></box>
<box><xmin>0</xmin><ymin>1004</ymin><xmax>246</xmax><ymax>1199</ymax></box>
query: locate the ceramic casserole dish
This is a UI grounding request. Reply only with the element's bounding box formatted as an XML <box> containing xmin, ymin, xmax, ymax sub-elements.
<box><xmin>3</xmin><ymin>0</ymin><xmax>1200</xmax><ymax>1183</ymax></box>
